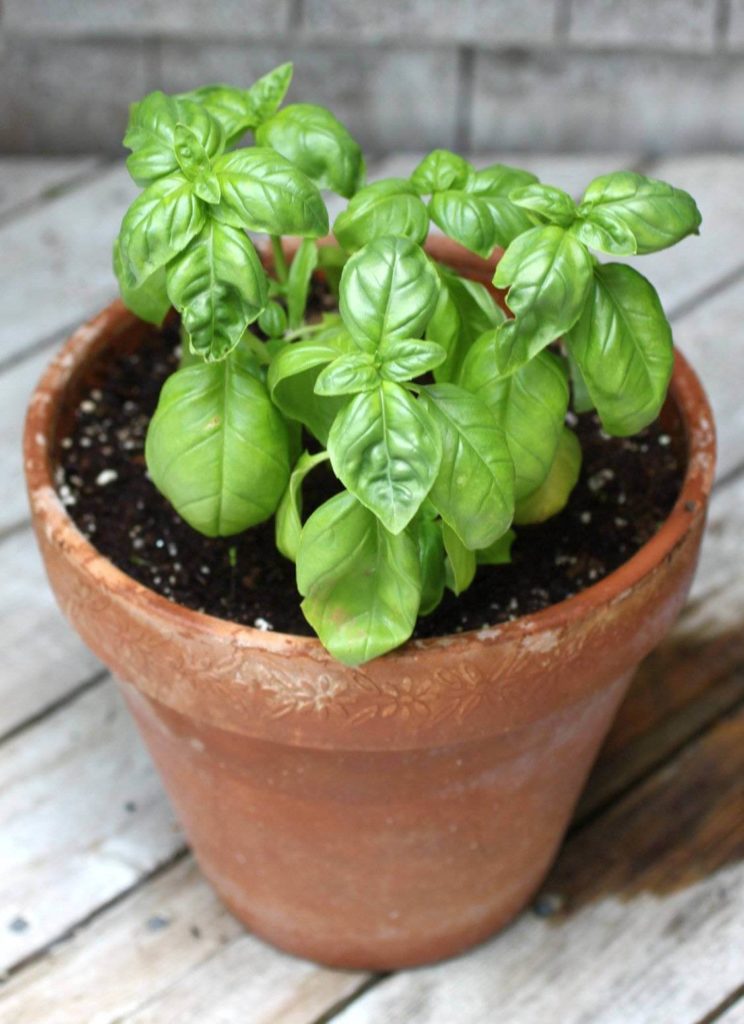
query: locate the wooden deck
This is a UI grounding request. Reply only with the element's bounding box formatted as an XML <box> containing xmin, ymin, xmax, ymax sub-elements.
<box><xmin>0</xmin><ymin>152</ymin><xmax>743</xmax><ymax>1024</ymax></box>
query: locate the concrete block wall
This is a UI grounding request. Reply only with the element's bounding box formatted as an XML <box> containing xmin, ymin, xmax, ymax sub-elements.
<box><xmin>1</xmin><ymin>0</ymin><xmax>742</xmax><ymax>156</ymax></box>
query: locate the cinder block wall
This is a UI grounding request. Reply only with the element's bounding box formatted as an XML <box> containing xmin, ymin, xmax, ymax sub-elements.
<box><xmin>1</xmin><ymin>0</ymin><xmax>743</xmax><ymax>156</ymax></box>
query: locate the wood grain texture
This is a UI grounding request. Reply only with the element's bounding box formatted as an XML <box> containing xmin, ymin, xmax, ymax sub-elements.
<box><xmin>0</xmin><ymin>157</ymin><xmax>99</xmax><ymax>222</ymax></box>
<box><xmin>0</xmin><ymin>681</ymin><xmax>181</xmax><ymax>974</ymax></box>
<box><xmin>330</xmin><ymin>707</ymin><xmax>744</xmax><ymax>1024</ymax></box>
<box><xmin>0</xmin><ymin>858</ymin><xmax>367</xmax><ymax>1024</ymax></box>
<box><xmin>0</xmin><ymin>165</ymin><xmax>136</xmax><ymax>364</ymax></box>
<box><xmin>0</xmin><ymin>527</ymin><xmax>101</xmax><ymax>739</ymax></box>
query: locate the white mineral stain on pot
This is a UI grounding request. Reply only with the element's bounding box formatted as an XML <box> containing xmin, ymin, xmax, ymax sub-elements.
<box><xmin>521</xmin><ymin>629</ymin><xmax>560</xmax><ymax>653</ymax></box>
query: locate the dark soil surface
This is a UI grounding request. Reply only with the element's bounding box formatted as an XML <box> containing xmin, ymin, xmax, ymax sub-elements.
<box><xmin>56</xmin><ymin>316</ymin><xmax>685</xmax><ymax>639</ymax></box>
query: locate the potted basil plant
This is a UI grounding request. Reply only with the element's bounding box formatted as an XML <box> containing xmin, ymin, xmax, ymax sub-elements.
<box><xmin>25</xmin><ymin>62</ymin><xmax>715</xmax><ymax>969</ymax></box>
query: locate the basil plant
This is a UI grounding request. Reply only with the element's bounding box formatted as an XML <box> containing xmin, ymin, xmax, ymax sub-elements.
<box><xmin>114</xmin><ymin>62</ymin><xmax>701</xmax><ymax>666</ymax></box>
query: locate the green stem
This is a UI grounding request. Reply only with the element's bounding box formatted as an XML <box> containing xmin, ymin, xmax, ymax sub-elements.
<box><xmin>270</xmin><ymin>235</ymin><xmax>288</xmax><ymax>284</ymax></box>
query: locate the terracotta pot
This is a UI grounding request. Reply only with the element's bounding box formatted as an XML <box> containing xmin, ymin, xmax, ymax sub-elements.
<box><xmin>24</xmin><ymin>241</ymin><xmax>716</xmax><ymax>970</ymax></box>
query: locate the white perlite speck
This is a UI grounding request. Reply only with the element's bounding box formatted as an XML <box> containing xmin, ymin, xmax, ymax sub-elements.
<box><xmin>95</xmin><ymin>469</ymin><xmax>118</xmax><ymax>486</ymax></box>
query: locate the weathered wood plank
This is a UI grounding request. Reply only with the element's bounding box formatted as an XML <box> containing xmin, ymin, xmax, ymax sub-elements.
<box><xmin>0</xmin><ymin>681</ymin><xmax>181</xmax><ymax>974</ymax></box>
<box><xmin>0</xmin><ymin>157</ymin><xmax>99</xmax><ymax>222</ymax></box>
<box><xmin>330</xmin><ymin>706</ymin><xmax>744</xmax><ymax>1024</ymax></box>
<box><xmin>0</xmin><ymin>857</ymin><xmax>367</xmax><ymax>1024</ymax></box>
<box><xmin>581</xmin><ymin>471</ymin><xmax>744</xmax><ymax>814</ymax></box>
<box><xmin>0</xmin><ymin>165</ymin><xmax>136</xmax><ymax>365</ymax></box>
<box><xmin>0</xmin><ymin>527</ymin><xmax>102</xmax><ymax>739</ymax></box>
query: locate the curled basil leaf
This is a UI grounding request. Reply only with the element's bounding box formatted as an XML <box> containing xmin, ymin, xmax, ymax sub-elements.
<box><xmin>297</xmin><ymin>491</ymin><xmax>421</xmax><ymax>665</ymax></box>
<box><xmin>421</xmin><ymin>383</ymin><xmax>514</xmax><ymax>550</ymax></box>
<box><xmin>378</xmin><ymin>338</ymin><xmax>446</xmax><ymax>382</ymax></box>
<box><xmin>166</xmin><ymin>220</ymin><xmax>268</xmax><ymax>361</ymax></box>
<box><xmin>213</xmin><ymin>147</ymin><xmax>328</xmax><ymax>237</ymax></box>
<box><xmin>577</xmin><ymin>171</ymin><xmax>702</xmax><ymax>255</ymax></box>
<box><xmin>181</xmin><ymin>64</ymin><xmax>294</xmax><ymax>146</ymax></box>
<box><xmin>565</xmin><ymin>263</ymin><xmax>674</xmax><ymax>436</ymax></box>
<box><xmin>442</xmin><ymin>521</ymin><xmax>476</xmax><ymax>595</ymax></box>
<box><xmin>339</xmin><ymin>236</ymin><xmax>440</xmax><ymax>352</ymax></box>
<box><xmin>416</xmin><ymin>516</ymin><xmax>447</xmax><ymax>615</ymax></box>
<box><xmin>314</xmin><ymin>353</ymin><xmax>379</xmax><ymax>396</ymax></box>
<box><xmin>459</xmin><ymin>342</ymin><xmax>569</xmax><ymax>501</ymax></box>
<box><xmin>510</xmin><ymin>183</ymin><xmax>576</xmax><ymax>227</ymax></box>
<box><xmin>410</xmin><ymin>149</ymin><xmax>472</xmax><ymax>194</ymax></box>
<box><xmin>477</xmin><ymin>528</ymin><xmax>516</xmax><ymax>566</ymax></box>
<box><xmin>514</xmin><ymin>427</ymin><xmax>581</xmax><ymax>525</ymax></box>
<box><xmin>117</xmin><ymin>173</ymin><xmax>205</xmax><ymax>288</ymax></box>
<box><xmin>145</xmin><ymin>347</ymin><xmax>290</xmax><ymax>537</ymax></box>
<box><xmin>287</xmin><ymin>238</ymin><xmax>319</xmax><ymax>330</ymax></box>
<box><xmin>113</xmin><ymin>238</ymin><xmax>170</xmax><ymax>325</ymax></box>
<box><xmin>275</xmin><ymin>449</ymin><xmax>329</xmax><ymax>561</ymax></box>
<box><xmin>124</xmin><ymin>92</ymin><xmax>224</xmax><ymax>186</ymax></box>
<box><xmin>256</xmin><ymin>103</ymin><xmax>365</xmax><ymax>198</ymax></box>
<box><xmin>327</xmin><ymin>380</ymin><xmax>442</xmax><ymax>534</ymax></box>
<box><xmin>333</xmin><ymin>179</ymin><xmax>429</xmax><ymax>250</ymax></box>
<box><xmin>493</xmin><ymin>224</ymin><xmax>594</xmax><ymax>374</ymax></box>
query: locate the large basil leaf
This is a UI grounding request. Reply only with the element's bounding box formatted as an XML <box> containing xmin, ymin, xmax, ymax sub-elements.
<box><xmin>510</xmin><ymin>183</ymin><xmax>576</xmax><ymax>227</ymax></box>
<box><xmin>327</xmin><ymin>381</ymin><xmax>442</xmax><ymax>534</ymax></box>
<box><xmin>416</xmin><ymin>516</ymin><xmax>446</xmax><ymax>614</ymax></box>
<box><xmin>565</xmin><ymin>263</ymin><xmax>674</xmax><ymax>436</ymax></box>
<box><xmin>339</xmin><ymin>236</ymin><xmax>440</xmax><ymax>352</ymax></box>
<box><xmin>287</xmin><ymin>238</ymin><xmax>318</xmax><ymax>330</ymax></box>
<box><xmin>493</xmin><ymin>224</ymin><xmax>594</xmax><ymax>373</ymax></box>
<box><xmin>429</xmin><ymin>164</ymin><xmax>538</xmax><ymax>258</ymax></box>
<box><xmin>113</xmin><ymin>238</ymin><xmax>170</xmax><ymax>325</ymax></box>
<box><xmin>297</xmin><ymin>491</ymin><xmax>421</xmax><ymax>665</ymax></box>
<box><xmin>213</xmin><ymin>147</ymin><xmax>328</xmax><ymax>237</ymax></box>
<box><xmin>166</xmin><ymin>220</ymin><xmax>268</xmax><ymax>361</ymax></box>
<box><xmin>410</xmin><ymin>149</ymin><xmax>472</xmax><ymax>194</ymax></box>
<box><xmin>145</xmin><ymin>348</ymin><xmax>290</xmax><ymax>537</ymax></box>
<box><xmin>275</xmin><ymin>449</ymin><xmax>329</xmax><ymax>561</ymax></box>
<box><xmin>268</xmin><ymin>325</ymin><xmax>354</xmax><ymax>442</ymax></box>
<box><xmin>421</xmin><ymin>383</ymin><xmax>514</xmax><ymax>549</ymax></box>
<box><xmin>124</xmin><ymin>92</ymin><xmax>224</xmax><ymax>186</ymax></box>
<box><xmin>514</xmin><ymin>427</ymin><xmax>581</xmax><ymax>524</ymax></box>
<box><xmin>256</xmin><ymin>103</ymin><xmax>365</xmax><ymax>198</ymax></box>
<box><xmin>459</xmin><ymin>342</ymin><xmax>569</xmax><ymax>500</ymax></box>
<box><xmin>117</xmin><ymin>173</ymin><xmax>205</xmax><ymax>288</ymax></box>
<box><xmin>426</xmin><ymin>264</ymin><xmax>505</xmax><ymax>381</ymax></box>
<box><xmin>334</xmin><ymin>179</ymin><xmax>429</xmax><ymax>250</ymax></box>
<box><xmin>577</xmin><ymin>171</ymin><xmax>702</xmax><ymax>255</ymax></box>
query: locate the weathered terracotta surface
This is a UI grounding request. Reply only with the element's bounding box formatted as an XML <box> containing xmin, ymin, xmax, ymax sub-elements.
<box><xmin>23</xmin><ymin>243</ymin><xmax>716</xmax><ymax>969</ymax></box>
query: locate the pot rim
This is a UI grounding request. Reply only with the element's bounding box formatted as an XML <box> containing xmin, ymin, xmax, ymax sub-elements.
<box><xmin>24</xmin><ymin>288</ymin><xmax>716</xmax><ymax>671</ymax></box>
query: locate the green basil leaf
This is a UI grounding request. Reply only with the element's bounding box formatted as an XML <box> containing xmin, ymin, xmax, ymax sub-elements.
<box><xmin>174</xmin><ymin>123</ymin><xmax>212</xmax><ymax>180</ymax></box>
<box><xmin>510</xmin><ymin>183</ymin><xmax>576</xmax><ymax>227</ymax></box>
<box><xmin>256</xmin><ymin>103</ymin><xmax>365</xmax><ymax>198</ymax></box>
<box><xmin>566</xmin><ymin>350</ymin><xmax>594</xmax><ymax>413</ymax></box>
<box><xmin>379</xmin><ymin>338</ymin><xmax>446</xmax><ymax>382</ymax></box>
<box><xmin>166</xmin><ymin>219</ymin><xmax>268</xmax><ymax>361</ymax></box>
<box><xmin>339</xmin><ymin>236</ymin><xmax>440</xmax><ymax>352</ymax></box>
<box><xmin>327</xmin><ymin>381</ymin><xmax>442</xmax><ymax>534</ymax></box>
<box><xmin>213</xmin><ymin>147</ymin><xmax>328</xmax><ymax>237</ymax></box>
<box><xmin>275</xmin><ymin>449</ymin><xmax>329</xmax><ymax>561</ymax></box>
<box><xmin>493</xmin><ymin>224</ymin><xmax>594</xmax><ymax>374</ymax></box>
<box><xmin>245</xmin><ymin>62</ymin><xmax>294</xmax><ymax>124</ymax></box>
<box><xmin>442</xmin><ymin>521</ymin><xmax>476</xmax><ymax>595</ymax></box>
<box><xmin>287</xmin><ymin>238</ymin><xmax>318</xmax><ymax>330</ymax></box>
<box><xmin>565</xmin><ymin>263</ymin><xmax>674</xmax><ymax>436</ymax></box>
<box><xmin>316</xmin><ymin>245</ymin><xmax>348</xmax><ymax>298</ymax></box>
<box><xmin>314</xmin><ymin>353</ymin><xmax>379</xmax><ymax>396</ymax></box>
<box><xmin>459</xmin><ymin>342</ymin><xmax>569</xmax><ymax>501</ymax></box>
<box><xmin>179</xmin><ymin>85</ymin><xmax>255</xmax><ymax>146</ymax></box>
<box><xmin>145</xmin><ymin>348</ymin><xmax>290</xmax><ymax>536</ymax></box>
<box><xmin>571</xmin><ymin>213</ymin><xmax>637</xmax><ymax>256</ymax></box>
<box><xmin>297</xmin><ymin>491</ymin><xmax>421</xmax><ymax>665</ymax></box>
<box><xmin>118</xmin><ymin>173</ymin><xmax>205</xmax><ymax>288</ymax></box>
<box><xmin>429</xmin><ymin>190</ymin><xmax>533</xmax><ymax>259</ymax></box>
<box><xmin>427</xmin><ymin>265</ymin><xmax>505</xmax><ymax>381</ymax></box>
<box><xmin>514</xmin><ymin>427</ymin><xmax>581</xmax><ymax>524</ymax></box>
<box><xmin>124</xmin><ymin>92</ymin><xmax>224</xmax><ymax>186</ymax></box>
<box><xmin>268</xmin><ymin>326</ymin><xmax>354</xmax><ymax>442</ymax></box>
<box><xmin>477</xmin><ymin>527</ymin><xmax>515</xmax><ymax>565</ymax></box>
<box><xmin>416</xmin><ymin>517</ymin><xmax>446</xmax><ymax>615</ymax></box>
<box><xmin>113</xmin><ymin>238</ymin><xmax>170</xmax><ymax>325</ymax></box>
<box><xmin>258</xmin><ymin>300</ymin><xmax>287</xmax><ymax>339</ymax></box>
<box><xmin>467</xmin><ymin>164</ymin><xmax>539</xmax><ymax>196</ymax></box>
<box><xmin>420</xmin><ymin>383</ymin><xmax>514</xmax><ymax>550</ymax></box>
<box><xmin>410</xmin><ymin>149</ymin><xmax>473</xmax><ymax>194</ymax></box>
<box><xmin>577</xmin><ymin>171</ymin><xmax>702</xmax><ymax>255</ymax></box>
<box><xmin>333</xmin><ymin>178</ymin><xmax>429</xmax><ymax>250</ymax></box>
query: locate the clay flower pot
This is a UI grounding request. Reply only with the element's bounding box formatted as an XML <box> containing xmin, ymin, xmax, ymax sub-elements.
<box><xmin>24</xmin><ymin>241</ymin><xmax>716</xmax><ymax>970</ymax></box>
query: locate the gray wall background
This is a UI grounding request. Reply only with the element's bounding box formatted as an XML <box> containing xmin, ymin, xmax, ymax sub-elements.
<box><xmin>1</xmin><ymin>0</ymin><xmax>743</xmax><ymax>157</ymax></box>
